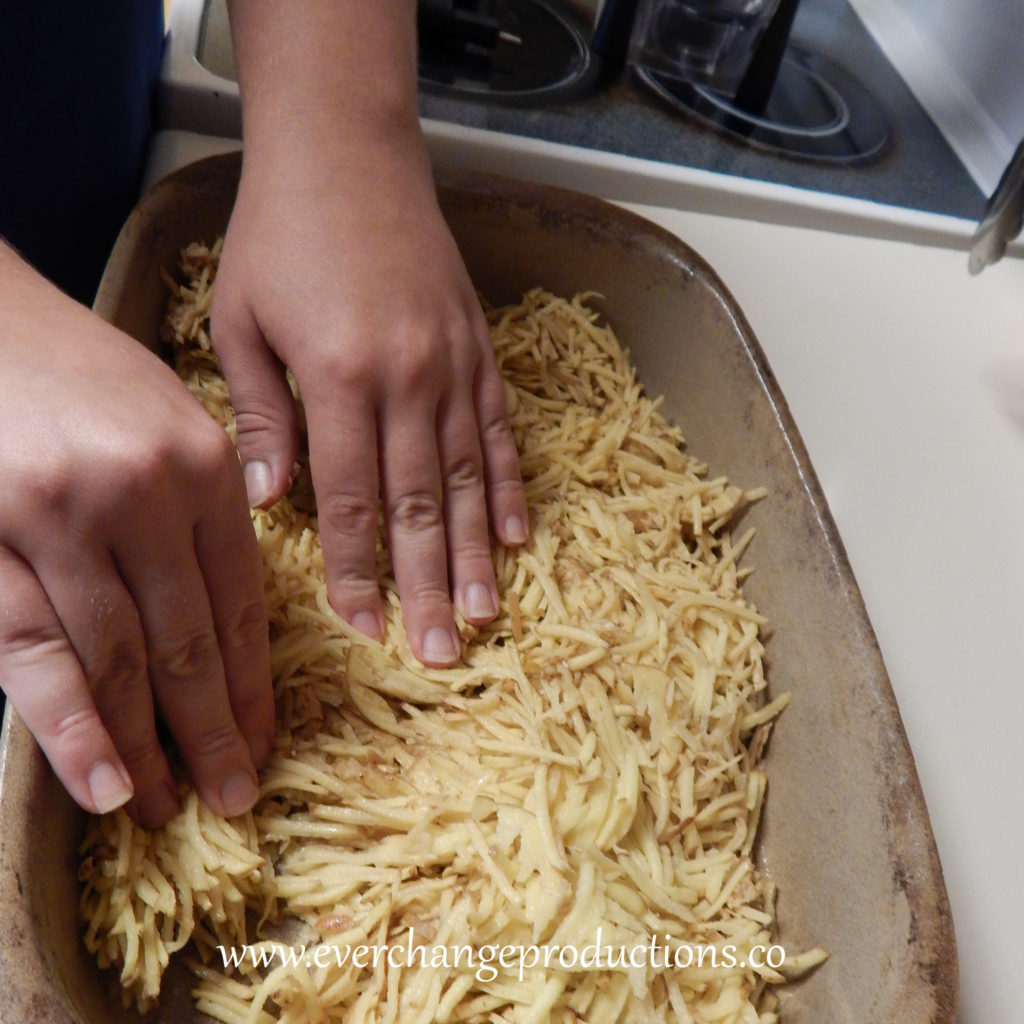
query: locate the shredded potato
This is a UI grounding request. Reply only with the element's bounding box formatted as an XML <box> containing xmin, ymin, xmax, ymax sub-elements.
<box><xmin>79</xmin><ymin>241</ymin><xmax>825</xmax><ymax>1023</ymax></box>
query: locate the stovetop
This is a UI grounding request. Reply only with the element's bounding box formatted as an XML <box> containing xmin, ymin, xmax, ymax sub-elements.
<box><xmin>190</xmin><ymin>0</ymin><xmax>986</xmax><ymax>221</ymax></box>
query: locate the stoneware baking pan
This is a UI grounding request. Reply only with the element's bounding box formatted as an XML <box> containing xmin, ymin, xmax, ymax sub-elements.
<box><xmin>0</xmin><ymin>154</ymin><xmax>956</xmax><ymax>1023</ymax></box>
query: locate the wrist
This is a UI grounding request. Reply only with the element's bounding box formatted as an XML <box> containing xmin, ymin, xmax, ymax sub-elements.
<box><xmin>243</xmin><ymin>101</ymin><xmax>425</xmax><ymax>167</ymax></box>
<box><xmin>228</xmin><ymin>0</ymin><xmax>421</xmax><ymax>171</ymax></box>
<box><xmin>238</xmin><ymin>114</ymin><xmax>438</xmax><ymax>218</ymax></box>
<box><xmin>0</xmin><ymin>242</ymin><xmax>74</xmax><ymax>338</ymax></box>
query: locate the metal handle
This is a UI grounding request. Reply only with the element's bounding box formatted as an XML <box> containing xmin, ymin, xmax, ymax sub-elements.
<box><xmin>969</xmin><ymin>136</ymin><xmax>1024</xmax><ymax>275</ymax></box>
<box><xmin>732</xmin><ymin>0</ymin><xmax>801</xmax><ymax>116</ymax></box>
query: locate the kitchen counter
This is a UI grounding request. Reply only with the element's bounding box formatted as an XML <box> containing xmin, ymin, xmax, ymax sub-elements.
<box><xmin>144</xmin><ymin>128</ymin><xmax>1022</xmax><ymax>1022</ymax></box>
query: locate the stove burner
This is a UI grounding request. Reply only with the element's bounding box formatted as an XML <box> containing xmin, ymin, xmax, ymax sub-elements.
<box><xmin>637</xmin><ymin>47</ymin><xmax>889</xmax><ymax>163</ymax></box>
<box><xmin>418</xmin><ymin>0</ymin><xmax>593</xmax><ymax>105</ymax></box>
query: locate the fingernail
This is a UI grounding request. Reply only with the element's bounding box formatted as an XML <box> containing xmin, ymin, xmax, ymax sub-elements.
<box><xmin>504</xmin><ymin>515</ymin><xmax>528</xmax><ymax>545</ymax></box>
<box><xmin>351</xmin><ymin>610</ymin><xmax>384</xmax><ymax>641</ymax></box>
<box><xmin>88</xmin><ymin>761</ymin><xmax>133</xmax><ymax>815</ymax></box>
<box><xmin>138</xmin><ymin>780</ymin><xmax>180</xmax><ymax>830</ymax></box>
<box><xmin>248</xmin><ymin>733</ymin><xmax>272</xmax><ymax>768</ymax></box>
<box><xmin>422</xmin><ymin>627</ymin><xmax>458</xmax><ymax>665</ymax></box>
<box><xmin>464</xmin><ymin>583</ymin><xmax>496</xmax><ymax>620</ymax></box>
<box><xmin>220</xmin><ymin>769</ymin><xmax>258</xmax><ymax>817</ymax></box>
<box><xmin>244</xmin><ymin>460</ymin><xmax>274</xmax><ymax>509</ymax></box>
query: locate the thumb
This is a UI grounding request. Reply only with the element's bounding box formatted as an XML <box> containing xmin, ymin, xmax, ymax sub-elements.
<box><xmin>212</xmin><ymin>303</ymin><xmax>299</xmax><ymax>510</ymax></box>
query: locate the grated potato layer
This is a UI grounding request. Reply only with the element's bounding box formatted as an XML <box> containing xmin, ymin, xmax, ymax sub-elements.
<box><xmin>78</xmin><ymin>241</ymin><xmax>824</xmax><ymax>1024</ymax></box>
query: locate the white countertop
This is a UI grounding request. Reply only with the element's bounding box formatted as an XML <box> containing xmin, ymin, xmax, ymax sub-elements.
<box><xmin>145</xmin><ymin>128</ymin><xmax>1024</xmax><ymax>1023</ymax></box>
<box><xmin>621</xmin><ymin>204</ymin><xmax>1024</xmax><ymax>1024</ymax></box>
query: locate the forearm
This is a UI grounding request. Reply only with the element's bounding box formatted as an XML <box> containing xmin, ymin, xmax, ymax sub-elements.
<box><xmin>227</xmin><ymin>0</ymin><xmax>422</xmax><ymax>161</ymax></box>
<box><xmin>0</xmin><ymin>238</ymin><xmax>44</xmax><ymax>307</ymax></box>
<box><xmin>0</xmin><ymin>239</ymin><xmax>84</xmax><ymax>357</ymax></box>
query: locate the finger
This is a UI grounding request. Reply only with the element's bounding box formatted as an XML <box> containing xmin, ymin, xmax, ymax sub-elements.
<box><xmin>212</xmin><ymin>298</ymin><xmax>300</xmax><ymax>509</ymax></box>
<box><xmin>474</xmin><ymin>335</ymin><xmax>529</xmax><ymax>546</ymax></box>
<box><xmin>0</xmin><ymin>546</ymin><xmax>134</xmax><ymax>817</ymax></box>
<box><xmin>33</xmin><ymin>547</ymin><xmax>179</xmax><ymax>828</ymax></box>
<box><xmin>438</xmin><ymin>394</ymin><xmax>498</xmax><ymax>625</ymax></box>
<box><xmin>303</xmin><ymin>385</ymin><xmax>386</xmax><ymax>641</ymax></box>
<box><xmin>380</xmin><ymin>398</ymin><xmax>460</xmax><ymax>667</ymax></box>
<box><xmin>194</xmin><ymin>465</ymin><xmax>276</xmax><ymax>769</ymax></box>
<box><xmin>114</xmin><ymin>529</ymin><xmax>259</xmax><ymax>820</ymax></box>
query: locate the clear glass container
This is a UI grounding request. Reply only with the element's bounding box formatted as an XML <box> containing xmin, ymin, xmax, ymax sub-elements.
<box><xmin>628</xmin><ymin>0</ymin><xmax>784</xmax><ymax>97</ymax></box>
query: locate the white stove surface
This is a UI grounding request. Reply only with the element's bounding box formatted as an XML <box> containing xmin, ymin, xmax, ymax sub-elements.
<box><xmin>145</xmin><ymin>127</ymin><xmax>1024</xmax><ymax>1024</ymax></box>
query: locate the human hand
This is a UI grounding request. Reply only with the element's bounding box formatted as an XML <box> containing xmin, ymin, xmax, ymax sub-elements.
<box><xmin>211</xmin><ymin>126</ymin><xmax>528</xmax><ymax>666</ymax></box>
<box><xmin>0</xmin><ymin>247</ymin><xmax>274</xmax><ymax>828</ymax></box>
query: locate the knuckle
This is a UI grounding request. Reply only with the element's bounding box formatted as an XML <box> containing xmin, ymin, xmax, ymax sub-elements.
<box><xmin>234</xmin><ymin>403</ymin><xmax>294</xmax><ymax>447</ymax></box>
<box><xmin>91</xmin><ymin>639</ymin><xmax>147</xmax><ymax>699</ymax></box>
<box><xmin>191</xmin><ymin>423</ymin><xmax>238</xmax><ymax>479</ymax></box>
<box><xmin>301</xmin><ymin>344</ymin><xmax>374</xmax><ymax>396</ymax></box>
<box><xmin>327</xmin><ymin>577</ymin><xmax>380</xmax><ymax>608</ymax></box>
<box><xmin>221</xmin><ymin>599</ymin><xmax>268</xmax><ymax>651</ymax></box>
<box><xmin>151</xmin><ymin>629</ymin><xmax>220</xmax><ymax>684</ymax></box>
<box><xmin>107</xmin><ymin>441</ymin><xmax>178</xmax><ymax>508</ymax></box>
<box><xmin>479</xmin><ymin>404</ymin><xmax>514</xmax><ymax>441</ymax></box>
<box><xmin>21</xmin><ymin>464</ymin><xmax>76</xmax><ymax>521</ymax></box>
<box><xmin>404</xmin><ymin>581</ymin><xmax>453</xmax><ymax>608</ymax></box>
<box><xmin>115</xmin><ymin>735</ymin><xmax>167</xmax><ymax>777</ymax></box>
<box><xmin>395</xmin><ymin>352</ymin><xmax>437</xmax><ymax>394</ymax></box>
<box><xmin>452</xmin><ymin>538</ymin><xmax>494</xmax><ymax>564</ymax></box>
<box><xmin>318</xmin><ymin>491</ymin><xmax>379</xmax><ymax>538</ymax></box>
<box><xmin>476</xmin><ymin>374</ymin><xmax>515</xmax><ymax>434</ymax></box>
<box><xmin>326</xmin><ymin>348</ymin><xmax>374</xmax><ymax>389</ymax></box>
<box><xmin>444</xmin><ymin>454</ymin><xmax>484</xmax><ymax>493</ymax></box>
<box><xmin>389</xmin><ymin>490</ymin><xmax>443</xmax><ymax>532</ymax></box>
<box><xmin>50</xmin><ymin>705</ymin><xmax>101</xmax><ymax>746</ymax></box>
<box><xmin>447</xmin><ymin>316</ymin><xmax>480</xmax><ymax>357</ymax></box>
<box><xmin>0</xmin><ymin>617</ymin><xmax>68</xmax><ymax>662</ymax></box>
<box><xmin>183</xmin><ymin>718</ymin><xmax>241</xmax><ymax>761</ymax></box>
<box><xmin>229</xmin><ymin>687</ymin><xmax>270</xmax><ymax>724</ymax></box>
<box><xmin>392</xmin><ymin>331</ymin><xmax>449</xmax><ymax>394</ymax></box>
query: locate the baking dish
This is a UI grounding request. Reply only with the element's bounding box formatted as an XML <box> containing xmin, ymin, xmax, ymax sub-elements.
<box><xmin>0</xmin><ymin>154</ymin><xmax>956</xmax><ymax>1023</ymax></box>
